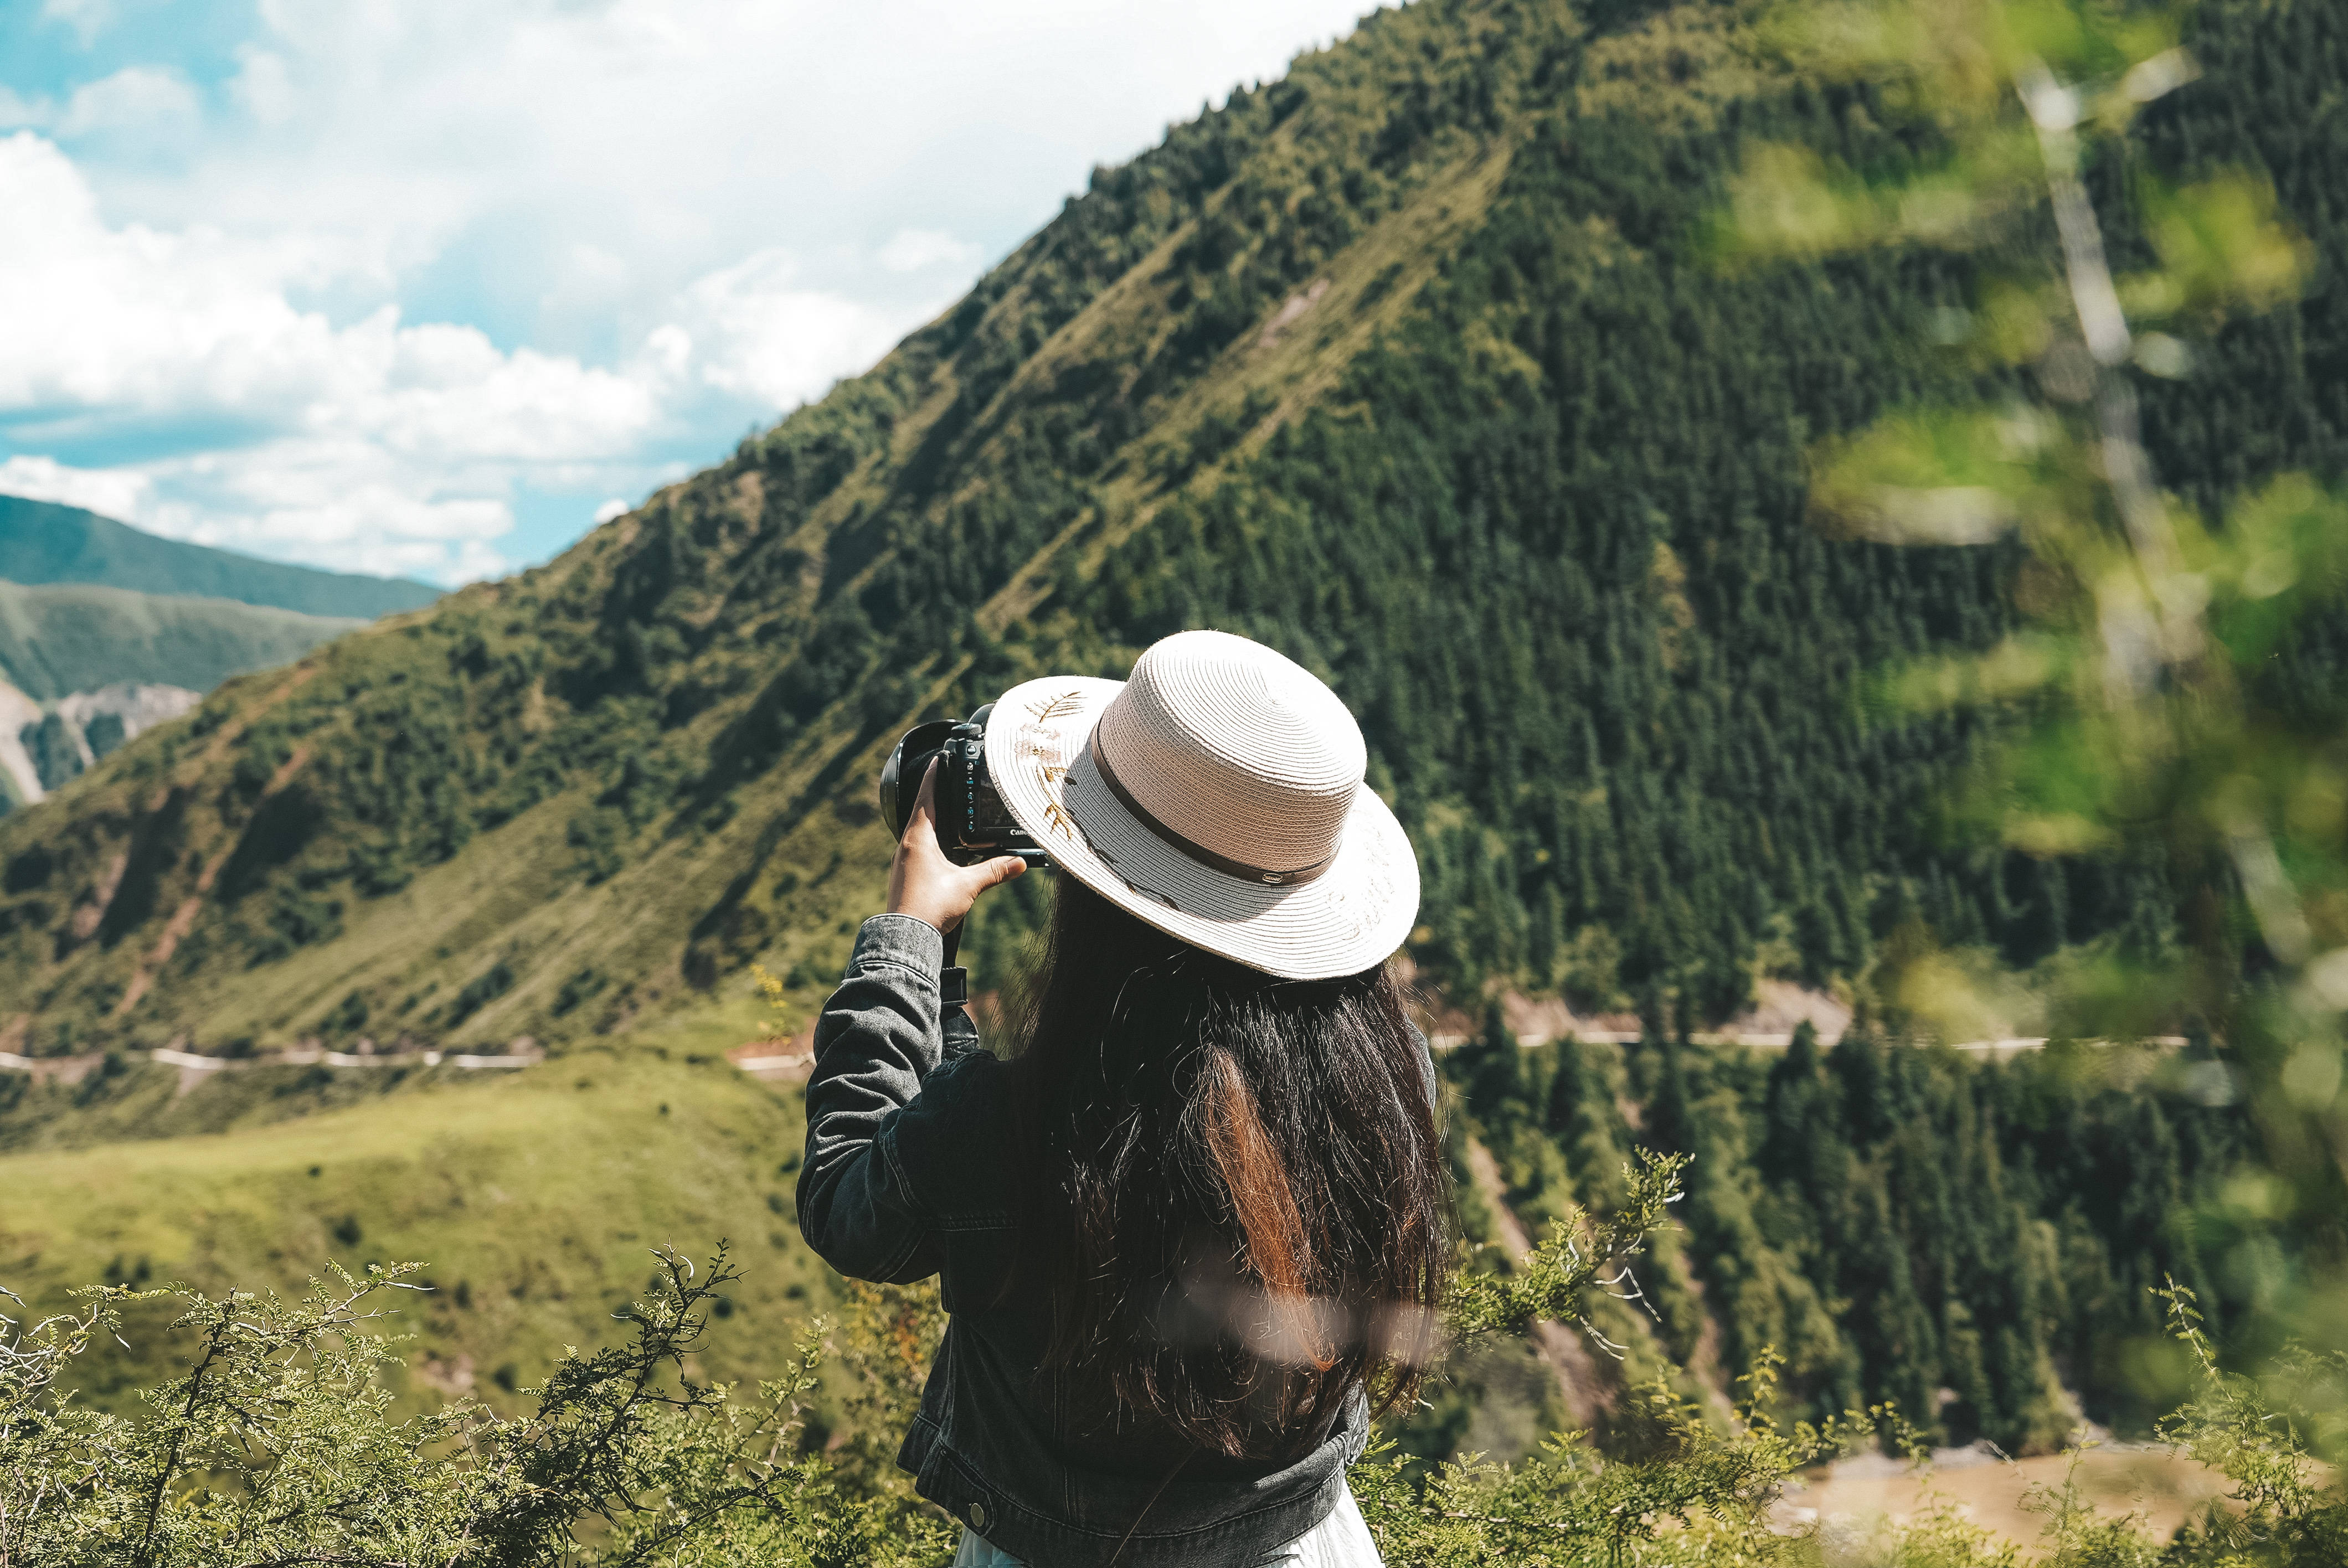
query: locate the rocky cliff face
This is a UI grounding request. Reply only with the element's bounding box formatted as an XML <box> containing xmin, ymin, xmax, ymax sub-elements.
<box><xmin>0</xmin><ymin>681</ymin><xmax>201</xmax><ymax>807</ymax></box>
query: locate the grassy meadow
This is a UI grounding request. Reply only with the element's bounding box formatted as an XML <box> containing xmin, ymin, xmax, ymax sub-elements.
<box><xmin>0</xmin><ymin>1024</ymin><xmax>840</xmax><ymax>1420</ymax></box>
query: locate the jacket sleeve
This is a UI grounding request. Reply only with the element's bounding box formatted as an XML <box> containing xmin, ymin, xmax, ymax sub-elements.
<box><xmin>796</xmin><ymin>914</ymin><xmax>953</xmax><ymax>1284</ymax></box>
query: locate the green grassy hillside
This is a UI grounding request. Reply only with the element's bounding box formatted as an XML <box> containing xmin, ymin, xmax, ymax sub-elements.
<box><xmin>0</xmin><ymin>580</ymin><xmax>363</xmax><ymax>704</ymax></box>
<box><xmin>0</xmin><ymin>1007</ymin><xmax>2252</xmax><ymax>1464</ymax></box>
<box><xmin>0</xmin><ymin>495</ymin><xmax>440</xmax><ymax>618</ymax></box>
<box><xmin>0</xmin><ymin>0</ymin><xmax>2338</xmax><ymax>1066</ymax></box>
<box><xmin>0</xmin><ymin>1048</ymin><xmax>833</xmax><ymax>1416</ymax></box>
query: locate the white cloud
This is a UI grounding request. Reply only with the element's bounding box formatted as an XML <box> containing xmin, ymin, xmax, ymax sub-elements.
<box><xmin>593</xmin><ymin>497</ymin><xmax>629</xmax><ymax>524</ymax></box>
<box><xmin>0</xmin><ymin>132</ymin><xmax>660</xmax><ymax>581</ymax></box>
<box><xmin>0</xmin><ymin>67</ymin><xmax>199</xmax><ymax>145</ymax></box>
<box><xmin>879</xmin><ymin>228</ymin><xmax>982</xmax><ymax>276</ymax></box>
<box><xmin>40</xmin><ymin>0</ymin><xmax>116</xmax><ymax>48</ymax></box>
<box><xmin>56</xmin><ymin>67</ymin><xmax>201</xmax><ymax>141</ymax></box>
<box><xmin>229</xmin><ymin>50</ymin><xmax>298</xmax><ymax>128</ymax></box>
<box><xmin>0</xmin><ymin>454</ymin><xmax>152</xmax><ymax>519</ymax></box>
<box><xmin>0</xmin><ymin>133</ymin><xmax>661</xmax><ymax>450</ymax></box>
<box><xmin>1</xmin><ymin>0</ymin><xmax>1388</xmax><ymax>581</ymax></box>
<box><xmin>674</xmin><ymin>248</ymin><xmax>930</xmax><ymax>410</ymax></box>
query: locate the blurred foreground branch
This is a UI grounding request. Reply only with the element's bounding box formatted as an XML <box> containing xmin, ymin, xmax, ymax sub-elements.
<box><xmin>1727</xmin><ymin>0</ymin><xmax>2347</xmax><ymax>1277</ymax></box>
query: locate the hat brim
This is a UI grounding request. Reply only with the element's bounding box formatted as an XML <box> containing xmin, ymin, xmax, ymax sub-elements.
<box><xmin>984</xmin><ymin>675</ymin><xmax>1420</xmax><ymax>981</ymax></box>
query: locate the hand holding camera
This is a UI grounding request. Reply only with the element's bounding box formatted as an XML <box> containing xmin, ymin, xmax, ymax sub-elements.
<box><xmin>878</xmin><ymin>703</ymin><xmax>1048</xmax><ymax>869</ymax></box>
<box><xmin>884</xmin><ymin>755</ymin><xmax>1029</xmax><ymax>937</ymax></box>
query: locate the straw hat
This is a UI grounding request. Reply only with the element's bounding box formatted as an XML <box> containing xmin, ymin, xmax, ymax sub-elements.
<box><xmin>985</xmin><ymin>630</ymin><xmax>1419</xmax><ymax>980</ymax></box>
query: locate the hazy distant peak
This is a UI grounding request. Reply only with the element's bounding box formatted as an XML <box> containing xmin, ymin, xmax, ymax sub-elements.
<box><xmin>0</xmin><ymin>494</ymin><xmax>441</xmax><ymax>620</ymax></box>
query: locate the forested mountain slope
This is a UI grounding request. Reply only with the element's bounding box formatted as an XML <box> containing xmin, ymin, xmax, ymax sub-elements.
<box><xmin>0</xmin><ymin>497</ymin><xmax>440</xmax><ymax>619</ymax></box>
<box><xmin>1436</xmin><ymin>1020</ymin><xmax>2249</xmax><ymax>1458</ymax></box>
<box><xmin>0</xmin><ymin>0</ymin><xmax>2340</xmax><ymax>1058</ymax></box>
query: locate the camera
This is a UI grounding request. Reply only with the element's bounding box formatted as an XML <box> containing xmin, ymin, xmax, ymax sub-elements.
<box><xmin>879</xmin><ymin>703</ymin><xmax>1048</xmax><ymax>868</ymax></box>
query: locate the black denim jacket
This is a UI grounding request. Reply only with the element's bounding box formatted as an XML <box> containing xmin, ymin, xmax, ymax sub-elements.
<box><xmin>799</xmin><ymin>915</ymin><xmax>1381</xmax><ymax>1568</ymax></box>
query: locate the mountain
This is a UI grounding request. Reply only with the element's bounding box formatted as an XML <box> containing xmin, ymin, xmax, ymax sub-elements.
<box><xmin>0</xmin><ymin>682</ymin><xmax>201</xmax><ymax>811</ymax></box>
<box><xmin>0</xmin><ymin>0</ymin><xmax>2331</xmax><ymax>1471</ymax></box>
<box><xmin>0</xmin><ymin>581</ymin><xmax>364</xmax><ymax>705</ymax></box>
<box><xmin>0</xmin><ymin>0</ymin><xmax>2337</xmax><ymax>1067</ymax></box>
<box><xmin>0</xmin><ymin>581</ymin><xmax>365</xmax><ymax>812</ymax></box>
<box><xmin>0</xmin><ymin>495</ymin><xmax>441</xmax><ymax>619</ymax></box>
<box><xmin>0</xmin><ymin>499</ymin><xmax>417</xmax><ymax>814</ymax></box>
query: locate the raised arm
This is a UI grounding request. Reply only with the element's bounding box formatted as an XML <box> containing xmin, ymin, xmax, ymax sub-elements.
<box><xmin>796</xmin><ymin>760</ymin><xmax>1026</xmax><ymax>1282</ymax></box>
<box><xmin>796</xmin><ymin>914</ymin><xmax>953</xmax><ymax>1283</ymax></box>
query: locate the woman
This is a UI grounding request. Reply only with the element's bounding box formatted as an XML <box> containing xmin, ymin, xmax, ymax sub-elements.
<box><xmin>799</xmin><ymin>630</ymin><xmax>1446</xmax><ymax>1567</ymax></box>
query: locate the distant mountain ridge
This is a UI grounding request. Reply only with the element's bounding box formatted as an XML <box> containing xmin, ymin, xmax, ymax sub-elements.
<box><xmin>0</xmin><ymin>577</ymin><xmax>363</xmax><ymax>813</ymax></box>
<box><xmin>0</xmin><ymin>580</ymin><xmax>363</xmax><ymax>705</ymax></box>
<box><xmin>0</xmin><ymin>495</ymin><xmax>441</xmax><ymax>619</ymax></box>
<box><xmin>0</xmin><ymin>503</ymin><xmax>406</xmax><ymax>815</ymax></box>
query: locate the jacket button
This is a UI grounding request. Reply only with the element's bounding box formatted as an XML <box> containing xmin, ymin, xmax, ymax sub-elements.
<box><xmin>969</xmin><ymin>1502</ymin><xmax>990</xmax><ymax>1531</ymax></box>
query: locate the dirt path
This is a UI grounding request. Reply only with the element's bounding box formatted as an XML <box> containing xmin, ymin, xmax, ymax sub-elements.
<box><xmin>1461</xmin><ymin>1136</ymin><xmax>1608</xmax><ymax>1428</ymax></box>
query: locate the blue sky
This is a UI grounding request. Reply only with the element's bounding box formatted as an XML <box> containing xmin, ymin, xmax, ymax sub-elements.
<box><xmin>0</xmin><ymin>0</ymin><xmax>1381</xmax><ymax>585</ymax></box>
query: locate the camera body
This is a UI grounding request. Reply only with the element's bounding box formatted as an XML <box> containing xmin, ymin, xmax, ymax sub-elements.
<box><xmin>879</xmin><ymin>703</ymin><xmax>1048</xmax><ymax>867</ymax></box>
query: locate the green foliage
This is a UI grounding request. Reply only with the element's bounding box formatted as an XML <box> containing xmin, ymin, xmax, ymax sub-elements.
<box><xmin>442</xmin><ymin>961</ymin><xmax>516</xmax><ymax>1029</ymax></box>
<box><xmin>2148</xmin><ymin>1283</ymin><xmax>2348</xmax><ymax>1566</ymax></box>
<box><xmin>0</xmin><ymin>1250</ymin><xmax>951</xmax><ymax>1566</ymax></box>
<box><xmin>9</xmin><ymin>1178</ymin><xmax>2340</xmax><ymax>1563</ymax></box>
<box><xmin>1445</xmin><ymin>1147</ymin><xmax>1689</xmax><ymax>1345</ymax></box>
<box><xmin>1717</xmin><ymin>0</ymin><xmax>2348</xmax><ymax>1359</ymax></box>
<box><xmin>1450</xmin><ymin>1025</ymin><xmax>2251</xmax><ymax>1453</ymax></box>
<box><xmin>1354</xmin><ymin>1339</ymin><xmax>1924</xmax><ymax>1566</ymax></box>
<box><xmin>817</xmin><ymin>1280</ymin><xmax>946</xmax><ymax>1507</ymax></box>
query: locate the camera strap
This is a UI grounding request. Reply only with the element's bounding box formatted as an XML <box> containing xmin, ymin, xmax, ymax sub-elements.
<box><xmin>940</xmin><ymin>925</ymin><xmax>969</xmax><ymax>1010</ymax></box>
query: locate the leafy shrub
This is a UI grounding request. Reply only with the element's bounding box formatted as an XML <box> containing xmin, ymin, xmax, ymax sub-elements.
<box><xmin>6</xmin><ymin>1157</ymin><xmax>2338</xmax><ymax>1565</ymax></box>
<box><xmin>0</xmin><ymin>1250</ymin><xmax>954</xmax><ymax>1567</ymax></box>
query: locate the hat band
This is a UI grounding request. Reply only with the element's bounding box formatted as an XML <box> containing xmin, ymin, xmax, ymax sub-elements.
<box><xmin>1089</xmin><ymin>736</ymin><xmax>1339</xmax><ymax>888</ymax></box>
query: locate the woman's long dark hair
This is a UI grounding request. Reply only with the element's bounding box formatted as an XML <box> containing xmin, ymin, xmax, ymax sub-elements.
<box><xmin>1010</xmin><ymin>876</ymin><xmax>1448</xmax><ymax>1462</ymax></box>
